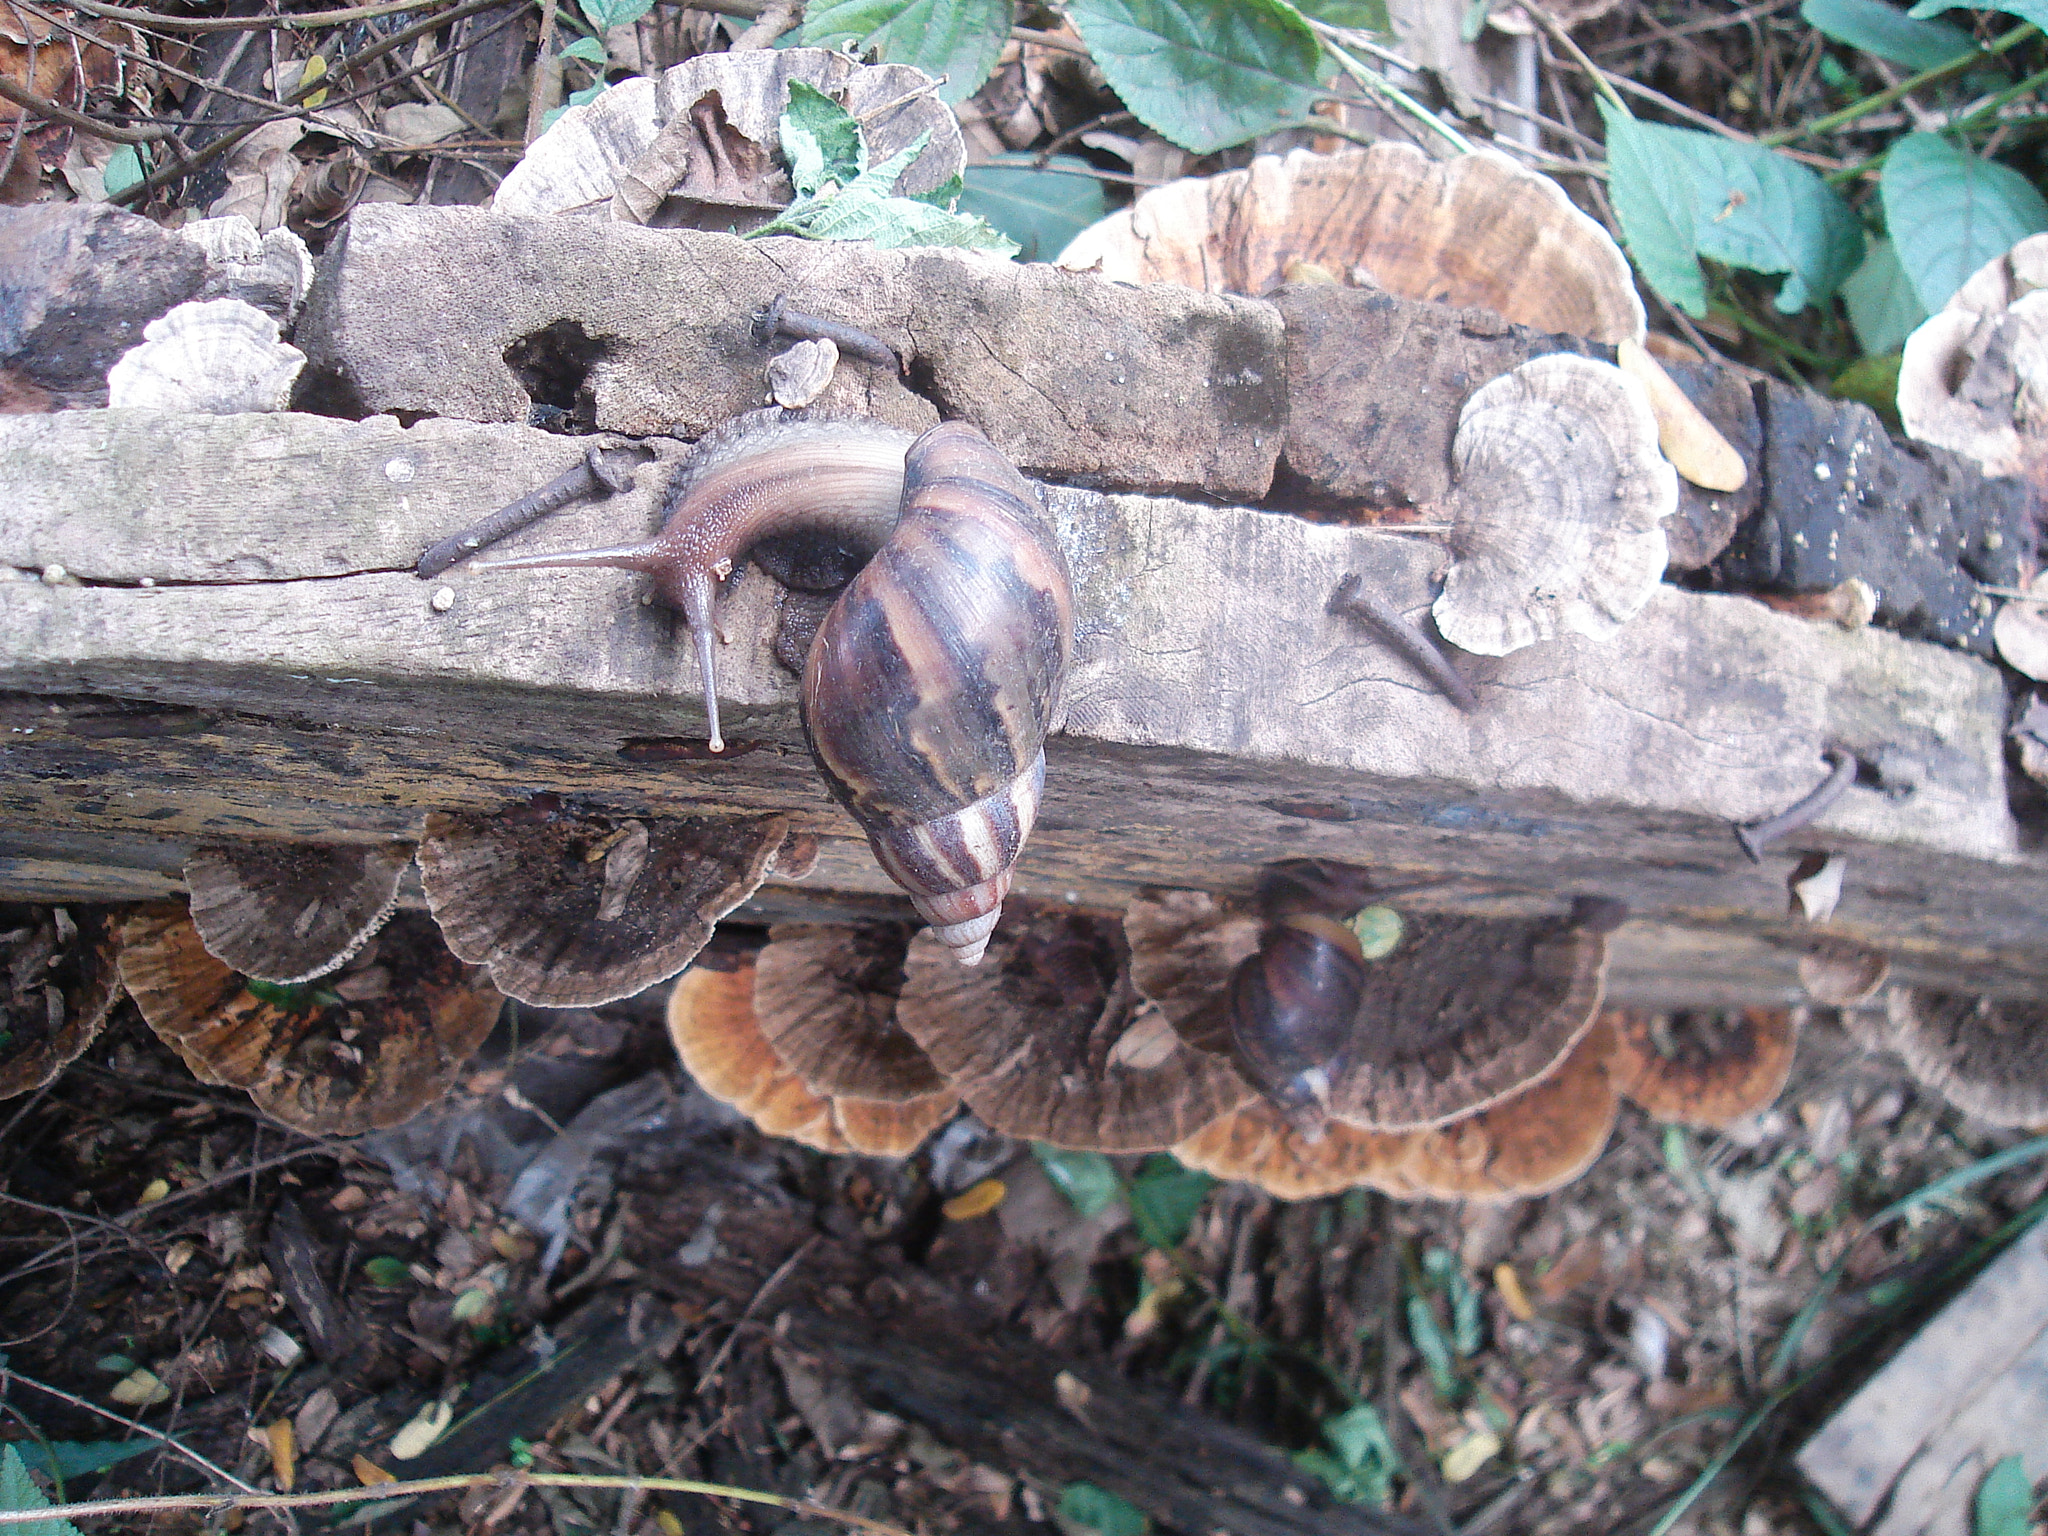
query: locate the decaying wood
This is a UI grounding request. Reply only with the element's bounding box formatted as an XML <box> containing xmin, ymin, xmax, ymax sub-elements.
<box><xmin>1798</xmin><ymin>1220</ymin><xmax>2048</xmax><ymax>1536</ymax></box>
<box><xmin>0</xmin><ymin>401</ymin><xmax>2042</xmax><ymax>1008</ymax></box>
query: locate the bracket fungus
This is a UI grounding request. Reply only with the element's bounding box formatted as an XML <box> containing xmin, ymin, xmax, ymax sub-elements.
<box><xmin>0</xmin><ymin>905</ymin><xmax>120</xmax><ymax>1101</ymax></box>
<box><xmin>105</xmin><ymin>297</ymin><xmax>306</xmax><ymax>413</ymax></box>
<box><xmin>493</xmin><ymin>48</ymin><xmax>961</xmax><ymax>225</ymax></box>
<box><xmin>115</xmin><ymin>905</ymin><xmax>502</xmax><ymax>1136</ymax></box>
<box><xmin>1172</xmin><ymin>1100</ymin><xmax>1416</xmax><ymax>1201</ymax></box>
<box><xmin>1606</xmin><ymin>1007</ymin><xmax>1802</xmax><ymax>1128</ymax></box>
<box><xmin>1432</xmin><ymin>354</ymin><xmax>1679</xmax><ymax>657</ymax></box>
<box><xmin>1897</xmin><ymin>232</ymin><xmax>2048</xmax><ymax>479</ymax></box>
<box><xmin>666</xmin><ymin>955</ymin><xmax>956</xmax><ymax>1157</ymax></box>
<box><xmin>1883</xmin><ymin>989</ymin><xmax>2048</xmax><ymax>1127</ymax></box>
<box><xmin>1797</xmin><ymin>936</ymin><xmax>1892</xmax><ymax>1008</ymax></box>
<box><xmin>417</xmin><ymin>803</ymin><xmax>791</xmax><ymax>1007</ymax></box>
<box><xmin>894</xmin><ymin>909</ymin><xmax>1253</xmax><ymax>1152</ymax></box>
<box><xmin>184</xmin><ymin>842</ymin><xmax>409</xmax><ymax>985</ymax></box>
<box><xmin>751</xmin><ymin>923</ymin><xmax>946</xmax><ymax>1101</ymax></box>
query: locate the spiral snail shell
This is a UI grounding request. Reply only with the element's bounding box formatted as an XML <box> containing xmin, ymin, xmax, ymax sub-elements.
<box><xmin>472</xmin><ymin>410</ymin><xmax>1073</xmax><ymax>964</ymax></box>
<box><xmin>1226</xmin><ymin>912</ymin><xmax>1365</xmax><ymax>1137</ymax></box>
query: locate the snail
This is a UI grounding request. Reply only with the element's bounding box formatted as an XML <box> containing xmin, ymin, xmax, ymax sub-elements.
<box><xmin>473</xmin><ymin>409</ymin><xmax>1074</xmax><ymax>965</ymax></box>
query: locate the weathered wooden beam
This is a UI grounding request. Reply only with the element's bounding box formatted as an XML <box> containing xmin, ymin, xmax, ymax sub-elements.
<box><xmin>2</xmin><ymin>407</ymin><xmax>2043</xmax><ymax>1006</ymax></box>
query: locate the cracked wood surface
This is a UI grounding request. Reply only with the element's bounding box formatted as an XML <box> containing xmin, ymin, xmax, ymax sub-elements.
<box><xmin>1</xmin><ymin>408</ymin><xmax>2043</xmax><ymax>1004</ymax></box>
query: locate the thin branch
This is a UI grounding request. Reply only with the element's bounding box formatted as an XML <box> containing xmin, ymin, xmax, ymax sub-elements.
<box><xmin>62</xmin><ymin>0</ymin><xmax>467</xmax><ymax>34</ymax></box>
<box><xmin>0</xmin><ymin>70</ymin><xmax>170</xmax><ymax>141</ymax></box>
<box><xmin>1762</xmin><ymin>20</ymin><xmax>2038</xmax><ymax>144</ymax></box>
<box><xmin>0</xmin><ymin>1369</ymin><xmax>258</xmax><ymax>1494</ymax></box>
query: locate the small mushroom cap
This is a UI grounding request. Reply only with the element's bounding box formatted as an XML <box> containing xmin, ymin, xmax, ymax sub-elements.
<box><xmin>115</xmin><ymin>904</ymin><xmax>503</xmax><ymax>1136</ymax></box>
<box><xmin>1172</xmin><ymin>1098</ymin><xmax>1416</xmax><ymax>1200</ymax></box>
<box><xmin>752</xmin><ymin>923</ymin><xmax>946</xmax><ymax>1101</ymax></box>
<box><xmin>1124</xmin><ymin>887</ymin><xmax>1262</xmax><ymax>1056</ymax></box>
<box><xmin>667</xmin><ymin>959</ymin><xmax>956</xmax><ymax>1156</ymax></box>
<box><xmin>1606</xmin><ymin>1006</ymin><xmax>1802</xmax><ymax>1128</ymax></box>
<box><xmin>1885</xmin><ymin>987</ymin><xmax>2048</xmax><ymax>1127</ymax></box>
<box><xmin>894</xmin><ymin>910</ymin><xmax>1253</xmax><ymax>1152</ymax></box>
<box><xmin>417</xmin><ymin>805</ymin><xmax>788</xmax><ymax>1007</ymax></box>
<box><xmin>1398</xmin><ymin>1017</ymin><xmax>1619</xmax><ymax>1201</ymax></box>
<box><xmin>0</xmin><ymin>905</ymin><xmax>121</xmax><ymax>1100</ymax></box>
<box><xmin>1798</xmin><ymin>937</ymin><xmax>1892</xmax><ymax>1007</ymax></box>
<box><xmin>105</xmin><ymin>298</ymin><xmax>306</xmax><ymax>413</ymax></box>
<box><xmin>1326</xmin><ymin>913</ymin><xmax>1610</xmax><ymax>1132</ymax></box>
<box><xmin>494</xmin><ymin>48</ymin><xmax>962</xmax><ymax>220</ymax></box>
<box><xmin>1432</xmin><ymin>354</ymin><xmax>1678</xmax><ymax>658</ymax></box>
<box><xmin>185</xmin><ymin>841</ymin><xmax>409</xmax><ymax>985</ymax></box>
<box><xmin>1897</xmin><ymin>234</ymin><xmax>2048</xmax><ymax>478</ymax></box>
<box><xmin>1058</xmin><ymin>145</ymin><xmax>1645</xmax><ymax>346</ymax></box>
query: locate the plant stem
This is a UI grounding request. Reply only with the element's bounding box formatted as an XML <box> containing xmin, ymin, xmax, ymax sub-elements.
<box><xmin>1308</xmin><ymin>23</ymin><xmax>1477</xmax><ymax>155</ymax></box>
<box><xmin>1761</xmin><ymin>21</ymin><xmax>2039</xmax><ymax>145</ymax></box>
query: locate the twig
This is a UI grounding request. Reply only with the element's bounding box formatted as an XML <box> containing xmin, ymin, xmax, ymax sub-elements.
<box><xmin>697</xmin><ymin>1235</ymin><xmax>818</xmax><ymax>1386</ymax></box>
<box><xmin>63</xmin><ymin>0</ymin><xmax>465</xmax><ymax>33</ymax></box>
<box><xmin>0</xmin><ymin>70</ymin><xmax>170</xmax><ymax>142</ymax></box>
<box><xmin>1508</xmin><ymin>1</ymin><xmax>1626</xmax><ymax>115</ymax></box>
<box><xmin>524</xmin><ymin>0</ymin><xmax>561</xmax><ymax>147</ymax></box>
<box><xmin>730</xmin><ymin>0</ymin><xmax>802</xmax><ymax>49</ymax></box>
<box><xmin>1762</xmin><ymin>20</ymin><xmax>2038</xmax><ymax>145</ymax></box>
<box><xmin>1592</xmin><ymin>0</ymin><xmax>1798</xmax><ymax>51</ymax></box>
<box><xmin>0</xmin><ymin>1470</ymin><xmax>915</xmax><ymax>1534</ymax></box>
<box><xmin>1309</xmin><ymin>23</ymin><xmax>1477</xmax><ymax>155</ymax></box>
<box><xmin>0</xmin><ymin>1369</ymin><xmax>258</xmax><ymax>1493</ymax></box>
<box><xmin>1327</xmin><ymin>574</ymin><xmax>1479</xmax><ymax>713</ymax></box>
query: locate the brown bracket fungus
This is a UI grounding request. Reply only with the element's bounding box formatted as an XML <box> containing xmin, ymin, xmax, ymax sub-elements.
<box><xmin>1172</xmin><ymin>1100</ymin><xmax>1416</xmax><ymax>1202</ymax></box>
<box><xmin>666</xmin><ymin>956</ymin><xmax>957</xmax><ymax>1157</ymax></box>
<box><xmin>104</xmin><ymin>298</ymin><xmax>306</xmax><ymax>414</ymax></box>
<box><xmin>0</xmin><ymin>904</ymin><xmax>120</xmax><ymax>1100</ymax></box>
<box><xmin>492</xmin><ymin>49</ymin><xmax>961</xmax><ymax>226</ymax></box>
<box><xmin>1324</xmin><ymin>910</ymin><xmax>1609</xmax><ymax>1131</ymax></box>
<box><xmin>1123</xmin><ymin>887</ymin><xmax>1264</xmax><ymax>1056</ymax></box>
<box><xmin>1883</xmin><ymin>989</ymin><xmax>2048</xmax><ymax>1127</ymax></box>
<box><xmin>1058</xmin><ymin>144</ymin><xmax>1646</xmax><ymax>347</ymax></box>
<box><xmin>751</xmin><ymin>923</ymin><xmax>947</xmax><ymax>1102</ymax></box>
<box><xmin>1797</xmin><ymin>937</ymin><xmax>1892</xmax><ymax>1008</ymax></box>
<box><xmin>1432</xmin><ymin>354</ymin><xmax>1679</xmax><ymax>657</ymax></box>
<box><xmin>1606</xmin><ymin>1006</ymin><xmax>1802</xmax><ymax>1128</ymax></box>
<box><xmin>1398</xmin><ymin>1017</ymin><xmax>1620</xmax><ymax>1202</ymax></box>
<box><xmin>894</xmin><ymin>909</ymin><xmax>1253</xmax><ymax>1152</ymax></box>
<box><xmin>1898</xmin><ymin>232</ymin><xmax>2048</xmax><ymax>479</ymax></box>
<box><xmin>417</xmin><ymin>803</ymin><xmax>791</xmax><ymax>1007</ymax></box>
<box><xmin>184</xmin><ymin>841</ymin><xmax>410</xmax><ymax>985</ymax></box>
<box><xmin>115</xmin><ymin>904</ymin><xmax>503</xmax><ymax>1136</ymax></box>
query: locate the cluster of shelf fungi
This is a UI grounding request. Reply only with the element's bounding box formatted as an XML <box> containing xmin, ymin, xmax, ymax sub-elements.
<box><xmin>4</xmin><ymin>814</ymin><xmax>2037</xmax><ymax>1202</ymax></box>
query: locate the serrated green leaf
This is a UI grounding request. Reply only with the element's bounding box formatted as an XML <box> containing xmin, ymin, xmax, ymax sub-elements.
<box><xmin>1882</xmin><ymin>133</ymin><xmax>2048</xmax><ymax>312</ymax></box>
<box><xmin>1623</xmin><ymin>118</ymin><xmax>1865</xmax><ymax>311</ymax></box>
<box><xmin>1068</xmin><ymin>0</ymin><xmax>1323</xmax><ymax>155</ymax></box>
<box><xmin>756</xmin><ymin>132</ymin><xmax>1020</xmax><ymax>251</ymax></box>
<box><xmin>1974</xmin><ymin>1455</ymin><xmax>2033</xmax><ymax>1536</ymax></box>
<box><xmin>577</xmin><ymin>0</ymin><xmax>654</xmax><ymax>29</ymax></box>
<box><xmin>1600</xmin><ymin>101</ymin><xmax>1706</xmax><ymax>316</ymax></box>
<box><xmin>1801</xmin><ymin>0</ymin><xmax>1976</xmax><ymax>67</ymax></box>
<box><xmin>1293</xmin><ymin>0</ymin><xmax>1390</xmax><ymax>29</ymax></box>
<box><xmin>1842</xmin><ymin>236</ymin><xmax>1929</xmax><ymax>355</ymax></box>
<box><xmin>1057</xmin><ymin>1482</ymin><xmax>1150</xmax><ymax>1536</ymax></box>
<box><xmin>558</xmin><ymin>34</ymin><xmax>607</xmax><ymax>64</ymax></box>
<box><xmin>781</xmin><ymin>79</ymin><xmax>865</xmax><ymax>196</ymax></box>
<box><xmin>9</xmin><ymin>1442</ymin><xmax>151</xmax><ymax>1483</ymax></box>
<box><xmin>801</xmin><ymin>0</ymin><xmax>1009</xmax><ymax>104</ymax></box>
<box><xmin>957</xmin><ymin>156</ymin><xmax>1109</xmax><ymax>261</ymax></box>
<box><xmin>1908</xmin><ymin>0</ymin><xmax>2048</xmax><ymax>24</ymax></box>
<box><xmin>1127</xmin><ymin>1156</ymin><xmax>1213</xmax><ymax>1248</ymax></box>
<box><xmin>1032</xmin><ymin>1145</ymin><xmax>1121</xmax><ymax>1218</ymax></box>
<box><xmin>0</xmin><ymin>1444</ymin><xmax>80</xmax><ymax>1536</ymax></box>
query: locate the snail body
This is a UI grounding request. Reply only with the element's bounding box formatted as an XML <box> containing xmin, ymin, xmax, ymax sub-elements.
<box><xmin>475</xmin><ymin>410</ymin><xmax>1073</xmax><ymax>965</ymax></box>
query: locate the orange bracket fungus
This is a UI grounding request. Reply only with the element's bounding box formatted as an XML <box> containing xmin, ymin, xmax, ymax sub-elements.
<box><xmin>751</xmin><ymin>923</ymin><xmax>948</xmax><ymax>1103</ymax></box>
<box><xmin>1606</xmin><ymin>1006</ymin><xmax>1802</xmax><ymax>1128</ymax></box>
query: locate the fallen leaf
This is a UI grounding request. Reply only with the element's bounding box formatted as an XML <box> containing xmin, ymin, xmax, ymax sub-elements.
<box><xmin>265</xmin><ymin>1419</ymin><xmax>295</xmax><ymax>1491</ymax></box>
<box><xmin>942</xmin><ymin>1177</ymin><xmax>1006</xmax><ymax>1221</ymax></box>
<box><xmin>1494</xmin><ymin>1261</ymin><xmax>1534</xmax><ymax>1321</ymax></box>
<box><xmin>388</xmin><ymin>1400</ymin><xmax>452</xmax><ymax>1460</ymax></box>
<box><xmin>1441</xmin><ymin>1427</ymin><xmax>1501</xmax><ymax>1483</ymax></box>
<box><xmin>352</xmin><ymin>1453</ymin><xmax>395</xmax><ymax>1486</ymax></box>
<box><xmin>110</xmin><ymin>1369</ymin><xmax>169</xmax><ymax>1407</ymax></box>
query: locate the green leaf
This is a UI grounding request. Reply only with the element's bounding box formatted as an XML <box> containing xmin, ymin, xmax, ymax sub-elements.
<box><xmin>0</xmin><ymin>1444</ymin><xmax>81</xmax><ymax>1536</ymax></box>
<box><xmin>577</xmin><ymin>0</ymin><xmax>654</xmax><ymax>29</ymax></box>
<box><xmin>755</xmin><ymin>134</ymin><xmax>1020</xmax><ymax>251</ymax></box>
<box><xmin>780</xmin><ymin>80</ymin><xmax>866</xmax><ymax>196</ymax></box>
<box><xmin>1841</xmin><ymin>236</ymin><xmax>1930</xmax><ymax>355</ymax></box>
<box><xmin>1832</xmin><ymin>352</ymin><xmax>1903</xmax><ymax>426</ymax></box>
<box><xmin>1424</xmin><ymin>1248</ymin><xmax>1485</xmax><ymax>1357</ymax></box>
<box><xmin>1908</xmin><ymin>0</ymin><xmax>2048</xmax><ymax>24</ymax></box>
<box><xmin>1801</xmin><ymin>0</ymin><xmax>1976</xmax><ymax>67</ymax></box>
<box><xmin>1293</xmin><ymin>0</ymin><xmax>1391</xmax><ymax>30</ymax></box>
<box><xmin>1126</xmin><ymin>1156</ymin><xmax>1213</xmax><ymax>1248</ymax></box>
<box><xmin>957</xmin><ymin>156</ymin><xmax>1109</xmax><ymax>262</ymax></box>
<box><xmin>1296</xmin><ymin>1403</ymin><xmax>1399</xmax><ymax>1505</ymax></box>
<box><xmin>1882</xmin><ymin>132</ymin><xmax>2048</xmax><ymax>312</ymax></box>
<box><xmin>1600</xmin><ymin>101</ymin><xmax>1706</xmax><ymax>316</ymax></box>
<box><xmin>1067</xmin><ymin>0</ymin><xmax>1324</xmax><ymax>155</ymax></box>
<box><xmin>8</xmin><ymin>1442</ymin><xmax>151</xmax><ymax>1483</ymax></box>
<box><xmin>801</xmin><ymin>0</ymin><xmax>1010</xmax><ymax>104</ymax></box>
<box><xmin>361</xmin><ymin>1255</ymin><xmax>411</xmax><ymax>1287</ymax></box>
<box><xmin>1033</xmin><ymin>1145</ymin><xmax>1121</xmax><ymax>1218</ymax></box>
<box><xmin>100</xmin><ymin>146</ymin><xmax>145</xmax><ymax>201</ymax></box>
<box><xmin>558</xmin><ymin>34</ymin><xmax>607</xmax><ymax>64</ymax></box>
<box><xmin>1405</xmin><ymin>1294</ymin><xmax>1460</xmax><ymax>1398</ymax></box>
<box><xmin>1057</xmin><ymin>1482</ymin><xmax>1150</xmax><ymax>1536</ymax></box>
<box><xmin>1630</xmin><ymin>118</ymin><xmax>1866</xmax><ymax>311</ymax></box>
<box><xmin>1974</xmin><ymin>1455</ymin><xmax>2033</xmax><ymax>1536</ymax></box>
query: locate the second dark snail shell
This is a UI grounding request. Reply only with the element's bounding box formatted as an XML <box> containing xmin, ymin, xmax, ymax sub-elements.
<box><xmin>1226</xmin><ymin>912</ymin><xmax>1365</xmax><ymax>1137</ymax></box>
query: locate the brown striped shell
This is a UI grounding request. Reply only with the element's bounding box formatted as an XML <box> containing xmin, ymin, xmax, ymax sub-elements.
<box><xmin>803</xmin><ymin>422</ymin><xmax>1074</xmax><ymax>964</ymax></box>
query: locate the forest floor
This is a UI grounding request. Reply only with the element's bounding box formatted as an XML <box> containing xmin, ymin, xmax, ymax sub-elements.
<box><xmin>3</xmin><ymin>949</ymin><xmax>2044</xmax><ymax>1536</ymax></box>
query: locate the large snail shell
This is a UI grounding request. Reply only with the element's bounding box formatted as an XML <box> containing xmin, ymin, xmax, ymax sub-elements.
<box><xmin>1227</xmin><ymin>913</ymin><xmax>1365</xmax><ymax>1136</ymax></box>
<box><xmin>803</xmin><ymin>422</ymin><xmax>1074</xmax><ymax>964</ymax></box>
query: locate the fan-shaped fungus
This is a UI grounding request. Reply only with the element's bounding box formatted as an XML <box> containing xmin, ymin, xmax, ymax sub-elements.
<box><xmin>1897</xmin><ymin>232</ymin><xmax>2048</xmax><ymax>479</ymax></box>
<box><xmin>185</xmin><ymin>842</ymin><xmax>409</xmax><ymax>986</ymax></box>
<box><xmin>1606</xmin><ymin>1007</ymin><xmax>1802</xmax><ymax>1128</ymax></box>
<box><xmin>105</xmin><ymin>298</ymin><xmax>305</xmax><ymax>413</ymax></box>
<box><xmin>1884</xmin><ymin>988</ymin><xmax>2048</xmax><ymax>1127</ymax></box>
<box><xmin>1172</xmin><ymin>1099</ymin><xmax>1416</xmax><ymax>1201</ymax></box>
<box><xmin>751</xmin><ymin>923</ymin><xmax>946</xmax><ymax>1101</ymax></box>
<box><xmin>0</xmin><ymin>905</ymin><xmax>120</xmax><ymax>1100</ymax></box>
